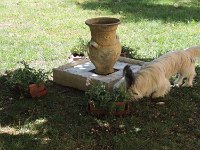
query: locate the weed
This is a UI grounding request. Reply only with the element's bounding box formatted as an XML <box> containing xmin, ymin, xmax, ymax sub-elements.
<box><xmin>2</xmin><ymin>61</ymin><xmax>49</xmax><ymax>97</ymax></box>
<box><xmin>86</xmin><ymin>82</ymin><xmax>130</xmax><ymax>111</ymax></box>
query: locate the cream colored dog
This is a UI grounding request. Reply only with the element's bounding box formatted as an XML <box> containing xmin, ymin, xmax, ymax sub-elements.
<box><xmin>115</xmin><ymin>46</ymin><xmax>200</xmax><ymax>100</ymax></box>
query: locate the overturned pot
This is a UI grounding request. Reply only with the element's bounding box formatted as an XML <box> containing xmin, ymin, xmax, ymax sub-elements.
<box><xmin>85</xmin><ymin>17</ymin><xmax>121</xmax><ymax>75</ymax></box>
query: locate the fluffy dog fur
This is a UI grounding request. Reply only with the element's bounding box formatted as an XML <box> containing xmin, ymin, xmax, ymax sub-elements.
<box><xmin>115</xmin><ymin>46</ymin><xmax>200</xmax><ymax>100</ymax></box>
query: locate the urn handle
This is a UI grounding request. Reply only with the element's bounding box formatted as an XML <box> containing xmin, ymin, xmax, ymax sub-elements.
<box><xmin>88</xmin><ymin>41</ymin><xmax>99</xmax><ymax>48</ymax></box>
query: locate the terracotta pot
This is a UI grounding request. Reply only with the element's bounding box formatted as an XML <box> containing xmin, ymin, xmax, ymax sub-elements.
<box><xmin>29</xmin><ymin>83</ymin><xmax>47</xmax><ymax>98</ymax></box>
<box><xmin>72</xmin><ymin>53</ymin><xmax>85</xmax><ymax>61</ymax></box>
<box><xmin>85</xmin><ymin>17</ymin><xmax>121</xmax><ymax>75</ymax></box>
<box><xmin>120</xmin><ymin>52</ymin><xmax>128</xmax><ymax>57</ymax></box>
<box><xmin>87</xmin><ymin>101</ymin><xmax>130</xmax><ymax>116</ymax></box>
<box><xmin>72</xmin><ymin>56</ymin><xmax>84</xmax><ymax>61</ymax></box>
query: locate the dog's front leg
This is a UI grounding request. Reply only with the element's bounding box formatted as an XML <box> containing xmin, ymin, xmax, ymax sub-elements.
<box><xmin>182</xmin><ymin>74</ymin><xmax>196</xmax><ymax>87</ymax></box>
<box><xmin>182</xmin><ymin>69</ymin><xmax>196</xmax><ymax>87</ymax></box>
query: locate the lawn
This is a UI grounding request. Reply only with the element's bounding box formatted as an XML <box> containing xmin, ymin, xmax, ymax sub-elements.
<box><xmin>0</xmin><ymin>0</ymin><xmax>200</xmax><ymax>149</ymax></box>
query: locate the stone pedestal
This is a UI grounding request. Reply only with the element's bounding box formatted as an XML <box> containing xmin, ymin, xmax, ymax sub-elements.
<box><xmin>53</xmin><ymin>57</ymin><xmax>144</xmax><ymax>91</ymax></box>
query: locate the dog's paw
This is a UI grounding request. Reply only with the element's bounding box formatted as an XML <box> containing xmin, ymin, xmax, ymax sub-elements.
<box><xmin>182</xmin><ymin>83</ymin><xmax>193</xmax><ymax>87</ymax></box>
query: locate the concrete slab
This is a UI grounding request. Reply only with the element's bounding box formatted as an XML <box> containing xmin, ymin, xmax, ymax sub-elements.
<box><xmin>53</xmin><ymin>57</ymin><xmax>144</xmax><ymax>91</ymax></box>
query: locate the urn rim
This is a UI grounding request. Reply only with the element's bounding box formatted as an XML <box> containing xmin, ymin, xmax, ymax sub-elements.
<box><xmin>85</xmin><ymin>17</ymin><xmax>121</xmax><ymax>26</ymax></box>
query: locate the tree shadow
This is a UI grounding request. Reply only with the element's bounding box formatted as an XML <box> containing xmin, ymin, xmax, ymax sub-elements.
<box><xmin>80</xmin><ymin>0</ymin><xmax>200</xmax><ymax>23</ymax></box>
<box><xmin>0</xmin><ymin>71</ymin><xmax>92</xmax><ymax>149</ymax></box>
<box><xmin>1</xmin><ymin>65</ymin><xmax>200</xmax><ymax>149</ymax></box>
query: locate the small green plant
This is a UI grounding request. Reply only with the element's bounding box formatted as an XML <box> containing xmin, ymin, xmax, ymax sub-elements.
<box><xmin>5</xmin><ymin>61</ymin><xmax>49</xmax><ymax>95</ymax></box>
<box><xmin>121</xmin><ymin>45</ymin><xmax>133</xmax><ymax>53</ymax></box>
<box><xmin>85</xmin><ymin>82</ymin><xmax>130</xmax><ymax>111</ymax></box>
<box><xmin>121</xmin><ymin>45</ymin><xmax>137</xmax><ymax>58</ymax></box>
<box><xmin>70</xmin><ymin>38</ymin><xmax>87</xmax><ymax>56</ymax></box>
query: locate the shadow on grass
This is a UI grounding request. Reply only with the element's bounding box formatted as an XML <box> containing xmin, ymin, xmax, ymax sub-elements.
<box><xmin>0</xmin><ymin>74</ymin><xmax>93</xmax><ymax>149</ymax></box>
<box><xmin>80</xmin><ymin>0</ymin><xmax>200</xmax><ymax>23</ymax></box>
<box><xmin>0</xmin><ymin>133</ymin><xmax>43</xmax><ymax>150</ymax></box>
<box><xmin>1</xmin><ymin>66</ymin><xmax>200</xmax><ymax>149</ymax></box>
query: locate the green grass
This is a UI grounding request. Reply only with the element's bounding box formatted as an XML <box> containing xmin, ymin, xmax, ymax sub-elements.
<box><xmin>1</xmin><ymin>0</ymin><xmax>200</xmax><ymax>149</ymax></box>
<box><xmin>0</xmin><ymin>0</ymin><xmax>200</xmax><ymax>72</ymax></box>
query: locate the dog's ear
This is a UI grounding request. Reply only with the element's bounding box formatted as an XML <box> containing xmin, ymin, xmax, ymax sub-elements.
<box><xmin>123</xmin><ymin>65</ymin><xmax>135</xmax><ymax>88</ymax></box>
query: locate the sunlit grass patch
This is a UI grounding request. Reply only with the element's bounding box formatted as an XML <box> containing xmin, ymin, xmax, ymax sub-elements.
<box><xmin>0</xmin><ymin>118</ymin><xmax>47</xmax><ymax>135</ymax></box>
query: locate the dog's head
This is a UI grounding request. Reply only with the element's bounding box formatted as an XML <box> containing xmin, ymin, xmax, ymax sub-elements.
<box><xmin>128</xmin><ymin>85</ymin><xmax>143</xmax><ymax>100</ymax></box>
<box><xmin>123</xmin><ymin>65</ymin><xmax>144</xmax><ymax>100</ymax></box>
<box><xmin>113</xmin><ymin>65</ymin><xmax>144</xmax><ymax>100</ymax></box>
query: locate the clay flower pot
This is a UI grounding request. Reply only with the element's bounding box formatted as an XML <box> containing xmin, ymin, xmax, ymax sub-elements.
<box><xmin>72</xmin><ymin>52</ymin><xmax>85</xmax><ymax>61</ymax></box>
<box><xmin>87</xmin><ymin>101</ymin><xmax>130</xmax><ymax>116</ymax></box>
<box><xmin>29</xmin><ymin>83</ymin><xmax>47</xmax><ymax>98</ymax></box>
<box><xmin>85</xmin><ymin>17</ymin><xmax>121</xmax><ymax>75</ymax></box>
<box><xmin>120</xmin><ymin>52</ymin><xmax>128</xmax><ymax>57</ymax></box>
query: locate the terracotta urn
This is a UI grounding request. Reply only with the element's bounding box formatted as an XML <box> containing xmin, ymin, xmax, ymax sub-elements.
<box><xmin>85</xmin><ymin>17</ymin><xmax>121</xmax><ymax>75</ymax></box>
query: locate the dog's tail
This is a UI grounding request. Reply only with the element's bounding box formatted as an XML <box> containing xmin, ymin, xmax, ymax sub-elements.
<box><xmin>123</xmin><ymin>65</ymin><xmax>135</xmax><ymax>88</ymax></box>
<box><xmin>185</xmin><ymin>46</ymin><xmax>200</xmax><ymax>57</ymax></box>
